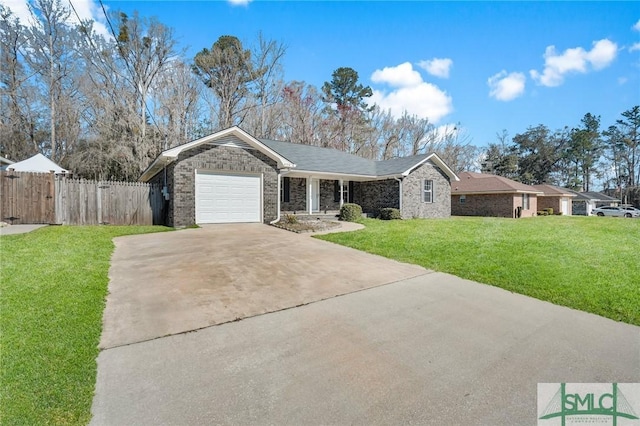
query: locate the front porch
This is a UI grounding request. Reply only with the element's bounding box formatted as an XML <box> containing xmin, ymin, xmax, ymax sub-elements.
<box><xmin>279</xmin><ymin>176</ymin><xmax>400</xmax><ymax>217</ymax></box>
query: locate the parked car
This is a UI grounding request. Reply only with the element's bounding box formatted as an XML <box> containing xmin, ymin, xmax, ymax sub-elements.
<box><xmin>591</xmin><ymin>206</ymin><xmax>640</xmax><ymax>218</ymax></box>
<box><xmin>622</xmin><ymin>206</ymin><xmax>640</xmax><ymax>217</ymax></box>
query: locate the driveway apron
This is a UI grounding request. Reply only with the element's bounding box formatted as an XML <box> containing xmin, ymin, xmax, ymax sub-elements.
<box><xmin>100</xmin><ymin>224</ymin><xmax>428</xmax><ymax>349</ymax></box>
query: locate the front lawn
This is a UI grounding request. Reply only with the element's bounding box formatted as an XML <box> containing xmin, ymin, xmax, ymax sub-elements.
<box><xmin>0</xmin><ymin>226</ymin><xmax>170</xmax><ymax>425</ymax></box>
<box><xmin>317</xmin><ymin>216</ymin><xmax>640</xmax><ymax>326</ymax></box>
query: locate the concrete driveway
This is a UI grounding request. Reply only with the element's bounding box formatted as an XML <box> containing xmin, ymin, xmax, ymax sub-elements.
<box><xmin>100</xmin><ymin>224</ymin><xmax>427</xmax><ymax>348</ymax></box>
<box><xmin>93</xmin><ymin>223</ymin><xmax>640</xmax><ymax>425</ymax></box>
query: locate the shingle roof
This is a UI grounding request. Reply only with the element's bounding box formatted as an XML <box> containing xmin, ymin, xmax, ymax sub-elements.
<box><xmin>567</xmin><ymin>190</ymin><xmax>619</xmax><ymax>202</ymax></box>
<box><xmin>259</xmin><ymin>139</ymin><xmax>377</xmax><ymax>176</ymax></box>
<box><xmin>260</xmin><ymin>139</ymin><xmax>442</xmax><ymax>177</ymax></box>
<box><xmin>532</xmin><ymin>184</ymin><xmax>576</xmax><ymax>197</ymax></box>
<box><xmin>453</xmin><ymin>172</ymin><xmax>542</xmax><ymax>194</ymax></box>
<box><xmin>140</xmin><ymin>127</ymin><xmax>459</xmax><ymax>182</ymax></box>
<box><xmin>374</xmin><ymin>154</ymin><xmax>432</xmax><ymax>176</ymax></box>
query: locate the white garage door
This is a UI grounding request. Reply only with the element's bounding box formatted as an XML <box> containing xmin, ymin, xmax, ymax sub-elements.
<box><xmin>195</xmin><ymin>172</ymin><xmax>261</xmax><ymax>224</ymax></box>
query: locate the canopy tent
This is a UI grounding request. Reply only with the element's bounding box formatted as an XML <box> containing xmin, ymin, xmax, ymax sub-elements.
<box><xmin>7</xmin><ymin>153</ymin><xmax>68</xmax><ymax>174</ymax></box>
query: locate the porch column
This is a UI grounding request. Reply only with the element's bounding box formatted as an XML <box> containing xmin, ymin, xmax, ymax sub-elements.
<box><xmin>339</xmin><ymin>179</ymin><xmax>344</xmax><ymax>207</ymax></box>
<box><xmin>308</xmin><ymin>176</ymin><xmax>313</xmax><ymax>215</ymax></box>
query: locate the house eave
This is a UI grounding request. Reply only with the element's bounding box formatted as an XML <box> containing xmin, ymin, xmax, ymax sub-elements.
<box><xmin>285</xmin><ymin>169</ymin><xmax>379</xmax><ymax>181</ymax></box>
<box><xmin>452</xmin><ymin>190</ymin><xmax>544</xmax><ymax>195</ymax></box>
<box><xmin>401</xmin><ymin>153</ymin><xmax>460</xmax><ymax>181</ymax></box>
<box><xmin>139</xmin><ymin>127</ymin><xmax>296</xmax><ymax>182</ymax></box>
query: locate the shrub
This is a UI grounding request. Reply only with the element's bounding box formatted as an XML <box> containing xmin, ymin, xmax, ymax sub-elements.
<box><xmin>545</xmin><ymin>208</ymin><xmax>554</xmax><ymax>215</ymax></box>
<box><xmin>285</xmin><ymin>214</ymin><xmax>298</xmax><ymax>224</ymax></box>
<box><xmin>537</xmin><ymin>211</ymin><xmax>548</xmax><ymax>216</ymax></box>
<box><xmin>379</xmin><ymin>207</ymin><xmax>402</xmax><ymax>220</ymax></box>
<box><xmin>555</xmin><ymin>211</ymin><xmax>563</xmax><ymax>216</ymax></box>
<box><xmin>340</xmin><ymin>203</ymin><xmax>363</xmax><ymax>222</ymax></box>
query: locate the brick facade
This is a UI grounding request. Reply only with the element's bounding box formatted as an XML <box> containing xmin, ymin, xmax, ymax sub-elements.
<box><xmin>401</xmin><ymin>162</ymin><xmax>452</xmax><ymax>219</ymax></box>
<box><xmin>353</xmin><ymin>180</ymin><xmax>400</xmax><ymax>216</ymax></box>
<box><xmin>149</xmin><ymin>142</ymin><xmax>455</xmax><ymax>225</ymax></box>
<box><xmin>452</xmin><ymin>193</ymin><xmax>538</xmax><ymax>218</ymax></box>
<box><xmin>150</xmin><ymin>144</ymin><xmax>278</xmax><ymax>227</ymax></box>
<box><xmin>271</xmin><ymin>161</ymin><xmax>453</xmax><ymax>219</ymax></box>
<box><xmin>537</xmin><ymin>196</ymin><xmax>573</xmax><ymax>215</ymax></box>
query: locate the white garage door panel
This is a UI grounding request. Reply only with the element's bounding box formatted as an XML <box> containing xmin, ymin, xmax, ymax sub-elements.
<box><xmin>196</xmin><ymin>173</ymin><xmax>261</xmax><ymax>224</ymax></box>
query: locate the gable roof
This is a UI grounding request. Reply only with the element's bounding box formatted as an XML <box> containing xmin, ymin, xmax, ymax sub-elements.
<box><xmin>532</xmin><ymin>184</ymin><xmax>577</xmax><ymax>197</ymax></box>
<box><xmin>260</xmin><ymin>139</ymin><xmax>376</xmax><ymax>176</ymax></box>
<box><xmin>7</xmin><ymin>153</ymin><xmax>68</xmax><ymax>174</ymax></box>
<box><xmin>453</xmin><ymin>172</ymin><xmax>543</xmax><ymax>195</ymax></box>
<box><xmin>567</xmin><ymin>190</ymin><xmax>619</xmax><ymax>202</ymax></box>
<box><xmin>140</xmin><ymin>127</ymin><xmax>459</xmax><ymax>182</ymax></box>
<box><xmin>140</xmin><ymin>127</ymin><xmax>295</xmax><ymax>182</ymax></box>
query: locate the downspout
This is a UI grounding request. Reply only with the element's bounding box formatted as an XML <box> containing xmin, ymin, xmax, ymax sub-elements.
<box><xmin>270</xmin><ymin>171</ymin><xmax>282</xmax><ymax>225</ymax></box>
<box><xmin>394</xmin><ymin>177</ymin><xmax>403</xmax><ymax>213</ymax></box>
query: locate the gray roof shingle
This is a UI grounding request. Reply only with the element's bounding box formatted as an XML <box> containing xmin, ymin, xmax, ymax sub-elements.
<box><xmin>260</xmin><ymin>139</ymin><xmax>431</xmax><ymax>177</ymax></box>
<box><xmin>260</xmin><ymin>139</ymin><xmax>377</xmax><ymax>175</ymax></box>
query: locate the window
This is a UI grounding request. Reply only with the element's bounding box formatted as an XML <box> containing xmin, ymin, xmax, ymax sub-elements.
<box><xmin>340</xmin><ymin>182</ymin><xmax>349</xmax><ymax>204</ymax></box>
<box><xmin>423</xmin><ymin>180</ymin><xmax>433</xmax><ymax>203</ymax></box>
<box><xmin>460</xmin><ymin>195</ymin><xmax>466</xmax><ymax>204</ymax></box>
<box><xmin>281</xmin><ymin>177</ymin><xmax>290</xmax><ymax>203</ymax></box>
<box><xmin>522</xmin><ymin>193</ymin><xmax>530</xmax><ymax>210</ymax></box>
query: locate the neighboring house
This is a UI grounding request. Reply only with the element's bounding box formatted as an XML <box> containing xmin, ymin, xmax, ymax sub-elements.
<box><xmin>6</xmin><ymin>153</ymin><xmax>68</xmax><ymax>174</ymax></box>
<box><xmin>567</xmin><ymin>190</ymin><xmax>620</xmax><ymax>216</ymax></box>
<box><xmin>451</xmin><ymin>172</ymin><xmax>542</xmax><ymax>218</ymax></box>
<box><xmin>0</xmin><ymin>155</ymin><xmax>14</xmax><ymax>171</ymax></box>
<box><xmin>532</xmin><ymin>184</ymin><xmax>576</xmax><ymax>215</ymax></box>
<box><xmin>139</xmin><ymin>127</ymin><xmax>459</xmax><ymax>227</ymax></box>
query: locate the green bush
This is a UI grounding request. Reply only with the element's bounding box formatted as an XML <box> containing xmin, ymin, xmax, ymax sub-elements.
<box><xmin>340</xmin><ymin>203</ymin><xmax>363</xmax><ymax>222</ymax></box>
<box><xmin>537</xmin><ymin>211</ymin><xmax>548</xmax><ymax>216</ymax></box>
<box><xmin>379</xmin><ymin>207</ymin><xmax>402</xmax><ymax>220</ymax></box>
<box><xmin>545</xmin><ymin>208</ymin><xmax>554</xmax><ymax>215</ymax></box>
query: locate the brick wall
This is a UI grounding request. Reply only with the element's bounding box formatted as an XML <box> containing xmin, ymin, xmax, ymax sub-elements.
<box><xmin>538</xmin><ymin>196</ymin><xmax>573</xmax><ymax>215</ymax></box>
<box><xmin>155</xmin><ymin>144</ymin><xmax>278</xmax><ymax>227</ymax></box>
<box><xmin>281</xmin><ymin>178</ymin><xmax>342</xmax><ymax>213</ymax></box>
<box><xmin>452</xmin><ymin>193</ymin><xmax>538</xmax><ymax>218</ymax></box>
<box><xmin>353</xmin><ymin>180</ymin><xmax>399</xmax><ymax>216</ymax></box>
<box><xmin>402</xmin><ymin>162</ymin><xmax>451</xmax><ymax>218</ymax></box>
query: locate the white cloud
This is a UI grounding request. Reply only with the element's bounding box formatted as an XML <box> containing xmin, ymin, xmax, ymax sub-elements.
<box><xmin>417</xmin><ymin>58</ymin><xmax>453</xmax><ymax>79</ymax></box>
<box><xmin>0</xmin><ymin>0</ymin><xmax>111</xmax><ymax>38</ymax></box>
<box><xmin>630</xmin><ymin>42</ymin><xmax>640</xmax><ymax>52</ymax></box>
<box><xmin>530</xmin><ymin>39</ymin><xmax>618</xmax><ymax>87</ymax></box>
<box><xmin>228</xmin><ymin>0</ymin><xmax>253</xmax><ymax>6</ymax></box>
<box><xmin>369</xmin><ymin>62</ymin><xmax>453</xmax><ymax>123</ymax></box>
<box><xmin>633</xmin><ymin>19</ymin><xmax>640</xmax><ymax>31</ymax></box>
<box><xmin>371</xmin><ymin>62</ymin><xmax>423</xmax><ymax>87</ymax></box>
<box><xmin>487</xmin><ymin>71</ymin><xmax>526</xmax><ymax>101</ymax></box>
<box><xmin>1</xmin><ymin>0</ymin><xmax>32</xmax><ymax>23</ymax></box>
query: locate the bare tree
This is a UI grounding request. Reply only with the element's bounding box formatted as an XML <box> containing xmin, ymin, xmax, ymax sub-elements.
<box><xmin>152</xmin><ymin>60</ymin><xmax>202</xmax><ymax>148</ymax></box>
<box><xmin>115</xmin><ymin>11</ymin><xmax>177</xmax><ymax>141</ymax></box>
<box><xmin>0</xmin><ymin>5</ymin><xmax>44</xmax><ymax>160</ymax></box>
<box><xmin>24</xmin><ymin>0</ymin><xmax>79</xmax><ymax>162</ymax></box>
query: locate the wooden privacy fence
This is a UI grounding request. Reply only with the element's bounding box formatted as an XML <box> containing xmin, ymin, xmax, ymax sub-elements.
<box><xmin>1</xmin><ymin>171</ymin><xmax>163</xmax><ymax>225</ymax></box>
<box><xmin>0</xmin><ymin>171</ymin><xmax>55</xmax><ymax>224</ymax></box>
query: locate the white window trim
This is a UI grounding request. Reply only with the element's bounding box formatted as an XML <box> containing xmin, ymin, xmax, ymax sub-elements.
<box><xmin>423</xmin><ymin>179</ymin><xmax>433</xmax><ymax>203</ymax></box>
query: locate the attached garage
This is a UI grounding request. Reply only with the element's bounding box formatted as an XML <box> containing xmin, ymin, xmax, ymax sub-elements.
<box><xmin>195</xmin><ymin>172</ymin><xmax>262</xmax><ymax>224</ymax></box>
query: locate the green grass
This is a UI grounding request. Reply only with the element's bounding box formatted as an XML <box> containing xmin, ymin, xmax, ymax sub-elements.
<box><xmin>0</xmin><ymin>226</ymin><xmax>170</xmax><ymax>425</ymax></box>
<box><xmin>317</xmin><ymin>216</ymin><xmax>640</xmax><ymax>326</ymax></box>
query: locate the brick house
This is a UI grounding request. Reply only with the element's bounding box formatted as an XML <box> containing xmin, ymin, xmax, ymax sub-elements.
<box><xmin>140</xmin><ymin>127</ymin><xmax>459</xmax><ymax>227</ymax></box>
<box><xmin>451</xmin><ymin>172</ymin><xmax>542</xmax><ymax>218</ymax></box>
<box><xmin>532</xmin><ymin>184</ymin><xmax>576</xmax><ymax>215</ymax></box>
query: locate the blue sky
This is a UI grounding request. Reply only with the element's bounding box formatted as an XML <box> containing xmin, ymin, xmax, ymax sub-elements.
<box><xmin>4</xmin><ymin>0</ymin><xmax>640</xmax><ymax>146</ymax></box>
